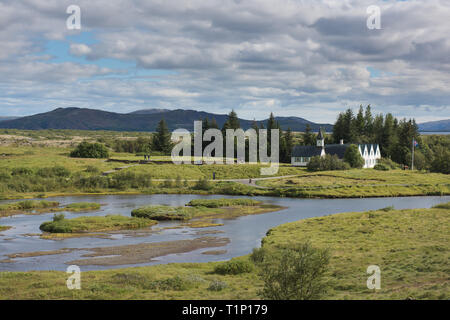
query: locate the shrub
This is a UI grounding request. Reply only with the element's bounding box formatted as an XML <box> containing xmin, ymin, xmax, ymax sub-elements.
<box><xmin>193</xmin><ymin>177</ymin><xmax>212</xmax><ymax>190</ymax></box>
<box><xmin>70</xmin><ymin>142</ymin><xmax>109</xmax><ymax>159</ymax></box>
<box><xmin>53</xmin><ymin>213</ymin><xmax>65</xmax><ymax>222</ymax></box>
<box><xmin>187</xmin><ymin>198</ymin><xmax>260</xmax><ymax>208</ymax></box>
<box><xmin>374</xmin><ymin>164</ymin><xmax>389</xmax><ymax>171</ymax></box>
<box><xmin>11</xmin><ymin>167</ymin><xmax>34</xmax><ymax>176</ymax></box>
<box><xmin>307</xmin><ymin>155</ymin><xmax>350</xmax><ymax>172</ymax></box>
<box><xmin>377</xmin><ymin>158</ymin><xmax>401</xmax><ymax>169</ymax></box>
<box><xmin>36</xmin><ymin>166</ymin><xmax>71</xmax><ymax>178</ymax></box>
<box><xmin>432</xmin><ymin>202</ymin><xmax>450</xmax><ymax>210</ymax></box>
<box><xmin>131</xmin><ymin>205</ymin><xmax>196</xmax><ymax>220</ymax></box>
<box><xmin>207</xmin><ymin>280</ymin><xmax>228</xmax><ymax>291</ymax></box>
<box><xmin>343</xmin><ymin>144</ymin><xmax>364</xmax><ymax>168</ymax></box>
<box><xmin>213</xmin><ymin>259</ymin><xmax>254</xmax><ymax>275</ymax></box>
<box><xmin>254</xmin><ymin>242</ymin><xmax>330</xmax><ymax>300</ymax></box>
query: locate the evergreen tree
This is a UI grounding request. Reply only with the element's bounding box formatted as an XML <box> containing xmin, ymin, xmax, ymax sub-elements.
<box><xmin>355</xmin><ymin>105</ymin><xmax>365</xmax><ymax>141</ymax></box>
<box><xmin>303</xmin><ymin>124</ymin><xmax>316</xmax><ymax>146</ymax></box>
<box><xmin>153</xmin><ymin>119</ymin><xmax>172</xmax><ymax>154</ymax></box>
<box><xmin>364</xmin><ymin>105</ymin><xmax>373</xmax><ymax>137</ymax></box>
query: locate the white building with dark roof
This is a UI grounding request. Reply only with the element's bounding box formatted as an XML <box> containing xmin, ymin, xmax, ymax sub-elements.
<box><xmin>291</xmin><ymin>131</ymin><xmax>381</xmax><ymax>168</ymax></box>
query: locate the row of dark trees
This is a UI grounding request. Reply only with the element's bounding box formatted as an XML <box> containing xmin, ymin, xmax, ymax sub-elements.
<box><xmin>200</xmin><ymin>110</ymin><xmax>294</xmax><ymax>163</ymax></box>
<box><xmin>332</xmin><ymin>105</ymin><xmax>420</xmax><ymax>165</ymax></box>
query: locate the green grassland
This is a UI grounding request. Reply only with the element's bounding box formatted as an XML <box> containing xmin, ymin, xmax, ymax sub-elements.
<box><xmin>39</xmin><ymin>215</ymin><xmax>157</xmax><ymax>233</ymax></box>
<box><xmin>0</xmin><ymin>144</ymin><xmax>448</xmax><ymax>200</ymax></box>
<box><xmin>1</xmin><ymin>203</ymin><xmax>448</xmax><ymax>300</ymax></box>
<box><xmin>0</xmin><ymin>200</ymin><xmax>102</xmax><ymax>217</ymax></box>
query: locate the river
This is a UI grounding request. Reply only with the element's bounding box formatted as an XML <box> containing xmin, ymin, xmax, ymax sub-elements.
<box><xmin>0</xmin><ymin>194</ymin><xmax>448</xmax><ymax>271</ymax></box>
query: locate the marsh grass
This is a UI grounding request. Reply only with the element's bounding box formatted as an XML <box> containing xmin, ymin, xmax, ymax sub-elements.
<box><xmin>1</xmin><ymin>205</ymin><xmax>448</xmax><ymax>299</ymax></box>
<box><xmin>39</xmin><ymin>214</ymin><xmax>156</xmax><ymax>233</ymax></box>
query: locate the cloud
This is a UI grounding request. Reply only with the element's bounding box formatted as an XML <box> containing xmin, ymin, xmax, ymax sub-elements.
<box><xmin>0</xmin><ymin>0</ymin><xmax>449</xmax><ymax>123</ymax></box>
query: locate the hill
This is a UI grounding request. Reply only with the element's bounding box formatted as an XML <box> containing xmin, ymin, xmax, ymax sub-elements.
<box><xmin>419</xmin><ymin>119</ymin><xmax>450</xmax><ymax>132</ymax></box>
<box><xmin>0</xmin><ymin>108</ymin><xmax>333</xmax><ymax>132</ymax></box>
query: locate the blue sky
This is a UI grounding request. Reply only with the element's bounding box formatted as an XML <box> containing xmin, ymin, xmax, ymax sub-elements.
<box><xmin>0</xmin><ymin>0</ymin><xmax>449</xmax><ymax>123</ymax></box>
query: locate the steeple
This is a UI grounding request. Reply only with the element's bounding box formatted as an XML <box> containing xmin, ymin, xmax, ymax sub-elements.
<box><xmin>316</xmin><ymin>128</ymin><xmax>324</xmax><ymax>147</ymax></box>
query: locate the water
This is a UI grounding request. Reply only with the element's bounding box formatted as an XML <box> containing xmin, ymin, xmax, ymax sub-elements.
<box><xmin>0</xmin><ymin>194</ymin><xmax>448</xmax><ymax>271</ymax></box>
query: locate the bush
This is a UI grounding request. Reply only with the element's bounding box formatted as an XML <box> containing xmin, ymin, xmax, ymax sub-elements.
<box><xmin>70</xmin><ymin>142</ymin><xmax>109</xmax><ymax>159</ymax></box>
<box><xmin>344</xmin><ymin>144</ymin><xmax>364</xmax><ymax>168</ymax></box>
<box><xmin>187</xmin><ymin>198</ymin><xmax>260</xmax><ymax>208</ymax></box>
<box><xmin>11</xmin><ymin>167</ymin><xmax>34</xmax><ymax>176</ymax></box>
<box><xmin>377</xmin><ymin>158</ymin><xmax>401</xmax><ymax>170</ymax></box>
<box><xmin>307</xmin><ymin>155</ymin><xmax>350</xmax><ymax>172</ymax></box>
<box><xmin>374</xmin><ymin>164</ymin><xmax>389</xmax><ymax>171</ymax></box>
<box><xmin>213</xmin><ymin>259</ymin><xmax>254</xmax><ymax>275</ymax></box>
<box><xmin>432</xmin><ymin>202</ymin><xmax>450</xmax><ymax>210</ymax></box>
<box><xmin>193</xmin><ymin>177</ymin><xmax>212</xmax><ymax>190</ymax></box>
<box><xmin>131</xmin><ymin>205</ymin><xmax>196</xmax><ymax>220</ymax></box>
<box><xmin>253</xmin><ymin>242</ymin><xmax>330</xmax><ymax>300</ymax></box>
<box><xmin>36</xmin><ymin>166</ymin><xmax>71</xmax><ymax>178</ymax></box>
<box><xmin>207</xmin><ymin>280</ymin><xmax>228</xmax><ymax>291</ymax></box>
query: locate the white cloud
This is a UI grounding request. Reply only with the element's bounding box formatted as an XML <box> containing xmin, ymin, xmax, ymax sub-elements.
<box><xmin>0</xmin><ymin>0</ymin><xmax>448</xmax><ymax>123</ymax></box>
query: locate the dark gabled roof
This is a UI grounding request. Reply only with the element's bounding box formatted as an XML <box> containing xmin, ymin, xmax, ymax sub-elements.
<box><xmin>292</xmin><ymin>145</ymin><xmax>323</xmax><ymax>157</ymax></box>
<box><xmin>359</xmin><ymin>144</ymin><xmax>379</xmax><ymax>153</ymax></box>
<box><xmin>325</xmin><ymin>144</ymin><xmax>350</xmax><ymax>159</ymax></box>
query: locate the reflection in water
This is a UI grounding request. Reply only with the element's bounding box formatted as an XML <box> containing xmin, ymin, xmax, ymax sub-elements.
<box><xmin>0</xmin><ymin>194</ymin><xmax>448</xmax><ymax>271</ymax></box>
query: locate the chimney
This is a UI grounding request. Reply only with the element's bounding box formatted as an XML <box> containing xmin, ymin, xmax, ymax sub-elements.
<box><xmin>340</xmin><ymin>139</ymin><xmax>344</xmax><ymax>145</ymax></box>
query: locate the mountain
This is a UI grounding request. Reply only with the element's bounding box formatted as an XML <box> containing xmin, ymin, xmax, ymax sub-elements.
<box><xmin>0</xmin><ymin>107</ymin><xmax>333</xmax><ymax>132</ymax></box>
<box><xmin>128</xmin><ymin>109</ymin><xmax>170</xmax><ymax>115</ymax></box>
<box><xmin>0</xmin><ymin>116</ymin><xmax>19</xmax><ymax>122</ymax></box>
<box><xmin>418</xmin><ymin>119</ymin><xmax>450</xmax><ymax>132</ymax></box>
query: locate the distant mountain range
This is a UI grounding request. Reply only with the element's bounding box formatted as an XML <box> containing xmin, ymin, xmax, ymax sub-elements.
<box><xmin>0</xmin><ymin>108</ymin><xmax>334</xmax><ymax>132</ymax></box>
<box><xmin>418</xmin><ymin>119</ymin><xmax>450</xmax><ymax>132</ymax></box>
<box><xmin>0</xmin><ymin>116</ymin><xmax>19</xmax><ymax>122</ymax></box>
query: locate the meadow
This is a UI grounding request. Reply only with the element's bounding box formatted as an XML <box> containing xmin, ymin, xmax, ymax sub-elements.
<box><xmin>1</xmin><ymin>203</ymin><xmax>448</xmax><ymax>300</ymax></box>
<box><xmin>0</xmin><ymin>129</ymin><xmax>448</xmax><ymax>201</ymax></box>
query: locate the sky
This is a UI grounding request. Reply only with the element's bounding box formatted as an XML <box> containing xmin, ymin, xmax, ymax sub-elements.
<box><xmin>0</xmin><ymin>0</ymin><xmax>449</xmax><ymax>123</ymax></box>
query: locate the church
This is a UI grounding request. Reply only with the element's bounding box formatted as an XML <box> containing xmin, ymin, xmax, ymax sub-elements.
<box><xmin>291</xmin><ymin>130</ymin><xmax>381</xmax><ymax>168</ymax></box>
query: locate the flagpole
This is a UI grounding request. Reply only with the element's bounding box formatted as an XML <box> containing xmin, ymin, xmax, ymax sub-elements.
<box><xmin>411</xmin><ymin>138</ymin><xmax>414</xmax><ymax>171</ymax></box>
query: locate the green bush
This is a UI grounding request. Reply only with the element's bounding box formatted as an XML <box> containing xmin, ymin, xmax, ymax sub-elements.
<box><xmin>131</xmin><ymin>205</ymin><xmax>196</xmax><ymax>220</ymax></box>
<box><xmin>374</xmin><ymin>164</ymin><xmax>389</xmax><ymax>171</ymax></box>
<box><xmin>187</xmin><ymin>198</ymin><xmax>260</xmax><ymax>208</ymax></box>
<box><xmin>207</xmin><ymin>280</ymin><xmax>228</xmax><ymax>291</ymax></box>
<box><xmin>307</xmin><ymin>155</ymin><xmax>350</xmax><ymax>172</ymax></box>
<box><xmin>253</xmin><ymin>242</ymin><xmax>330</xmax><ymax>300</ymax></box>
<box><xmin>213</xmin><ymin>259</ymin><xmax>254</xmax><ymax>275</ymax></box>
<box><xmin>432</xmin><ymin>202</ymin><xmax>450</xmax><ymax>210</ymax></box>
<box><xmin>36</xmin><ymin>166</ymin><xmax>71</xmax><ymax>178</ymax></box>
<box><xmin>193</xmin><ymin>177</ymin><xmax>212</xmax><ymax>190</ymax></box>
<box><xmin>344</xmin><ymin>144</ymin><xmax>364</xmax><ymax>168</ymax></box>
<box><xmin>70</xmin><ymin>142</ymin><xmax>109</xmax><ymax>159</ymax></box>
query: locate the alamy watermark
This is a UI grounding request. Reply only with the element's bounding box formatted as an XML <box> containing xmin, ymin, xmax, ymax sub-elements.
<box><xmin>366</xmin><ymin>265</ymin><xmax>381</xmax><ymax>290</ymax></box>
<box><xmin>66</xmin><ymin>5</ymin><xmax>81</xmax><ymax>30</ymax></box>
<box><xmin>66</xmin><ymin>265</ymin><xmax>81</xmax><ymax>290</ymax></box>
<box><xmin>366</xmin><ymin>5</ymin><xmax>381</xmax><ymax>30</ymax></box>
<box><xmin>171</xmin><ymin>121</ymin><xmax>279</xmax><ymax>175</ymax></box>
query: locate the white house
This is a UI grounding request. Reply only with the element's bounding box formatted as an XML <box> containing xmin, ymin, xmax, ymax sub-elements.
<box><xmin>291</xmin><ymin>130</ymin><xmax>381</xmax><ymax>168</ymax></box>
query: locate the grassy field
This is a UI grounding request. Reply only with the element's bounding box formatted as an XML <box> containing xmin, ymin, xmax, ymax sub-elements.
<box><xmin>39</xmin><ymin>215</ymin><xmax>157</xmax><ymax>233</ymax></box>
<box><xmin>0</xmin><ymin>203</ymin><xmax>448</xmax><ymax>300</ymax></box>
<box><xmin>0</xmin><ymin>144</ymin><xmax>448</xmax><ymax>200</ymax></box>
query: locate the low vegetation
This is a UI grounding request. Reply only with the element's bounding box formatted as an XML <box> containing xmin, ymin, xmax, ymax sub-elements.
<box><xmin>39</xmin><ymin>214</ymin><xmax>156</xmax><ymax>233</ymax></box>
<box><xmin>70</xmin><ymin>142</ymin><xmax>109</xmax><ymax>159</ymax></box>
<box><xmin>131</xmin><ymin>205</ymin><xmax>199</xmax><ymax>221</ymax></box>
<box><xmin>186</xmin><ymin>198</ymin><xmax>261</xmax><ymax>208</ymax></box>
<box><xmin>0</xmin><ymin>200</ymin><xmax>59</xmax><ymax>216</ymax></box>
<box><xmin>2</xmin><ymin>204</ymin><xmax>448</xmax><ymax>299</ymax></box>
<box><xmin>63</xmin><ymin>202</ymin><xmax>101</xmax><ymax>212</ymax></box>
<box><xmin>307</xmin><ymin>154</ymin><xmax>350</xmax><ymax>171</ymax></box>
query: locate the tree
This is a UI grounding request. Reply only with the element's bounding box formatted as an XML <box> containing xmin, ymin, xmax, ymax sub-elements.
<box><xmin>222</xmin><ymin>110</ymin><xmax>240</xmax><ymax>131</ymax></box>
<box><xmin>344</xmin><ymin>144</ymin><xmax>364</xmax><ymax>168</ymax></box>
<box><xmin>252</xmin><ymin>242</ymin><xmax>331</xmax><ymax>300</ymax></box>
<box><xmin>152</xmin><ymin>119</ymin><xmax>172</xmax><ymax>154</ymax></box>
<box><xmin>364</xmin><ymin>105</ymin><xmax>373</xmax><ymax>137</ymax></box>
<box><xmin>282</xmin><ymin>128</ymin><xmax>294</xmax><ymax>163</ymax></box>
<box><xmin>70</xmin><ymin>142</ymin><xmax>109</xmax><ymax>159</ymax></box>
<box><xmin>355</xmin><ymin>105</ymin><xmax>365</xmax><ymax>139</ymax></box>
<box><xmin>307</xmin><ymin>154</ymin><xmax>350</xmax><ymax>171</ymax></box>
<box><xmin>430</xmin><ymin>146</ymin><xmax>450</xmax><ymax>174</ymax></box>
<box><xmin>303</xmin><ymin>124</ymin><xmax>316</xmax><ymax>146</ymax></box>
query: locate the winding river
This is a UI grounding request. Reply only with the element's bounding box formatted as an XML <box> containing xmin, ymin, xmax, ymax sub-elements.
<box><xmin>0</xmin><ymin>194</ymin><xmax>448</xmax><ymax>271</ymax></box>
